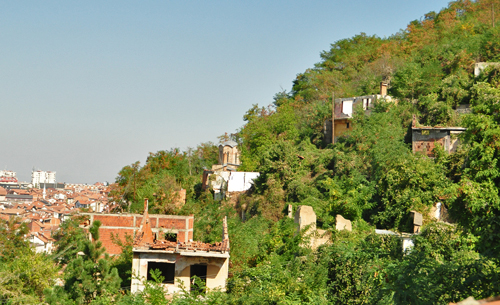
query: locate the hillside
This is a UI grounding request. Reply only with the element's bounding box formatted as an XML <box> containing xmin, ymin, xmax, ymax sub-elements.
<box><xmin>109</xmin><ymin>1</ymin><xmax>500</xmax><ymax>303</ymax></box>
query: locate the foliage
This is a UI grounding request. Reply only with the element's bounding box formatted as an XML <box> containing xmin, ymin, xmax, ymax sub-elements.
<box><xmin>52</xmin><ymin>217</ymin><xmax>88</xmax><ymax>265</ymax></box>
<box><xmin>111</xmin><ymin>142</ymin><xmax>219</xmax><ymax>213</ymax></box>
<box><xmin>0</xmin><ymin>218</ymin><xmax>59</xmax><ymax>304</ymax></box>
<box><xmin>385</xmin><ymin>223</ymin><xmax>500</xmax><ymax>304</ymax></box>
<box><xmin>450</xmin><ymin>81</ymin><xmax>500</xmax><ymax>256</ymax></box>
<box><xmin>9</xmin><ymin>2</ymin><xmax>500</xmax><ymax>304</ymax></box>
<box><xmin>45</xmin><ymin>221</ymin><xmax>122</xmax><ymax>305</ymax></box>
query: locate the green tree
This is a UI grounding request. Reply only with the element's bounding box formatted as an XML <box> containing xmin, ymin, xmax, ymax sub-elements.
<box><xmin>46</xmin><ymin>220</ymin><xmax>121</xmax><ymax>304</ymax></box>
<box><xmin>52</xmin><ymin>217</ymin><xmax>88</xmax><ymax>265</ymax></box>
<box><xmin>450</xmin><ymin>81</ymin><xmax>500</xmax><ymax>256</ymax></box>
<box><xmin>0</xmin><ymin>218</ymin><xmax>59</xmax><ymax>304</ymax></box>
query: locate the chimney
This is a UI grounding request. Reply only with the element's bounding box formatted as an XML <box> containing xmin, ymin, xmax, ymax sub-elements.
<box><xmin>380</xmin><ymin>82</ymin><xmax>388</xmax><ymax>96</ymax></box>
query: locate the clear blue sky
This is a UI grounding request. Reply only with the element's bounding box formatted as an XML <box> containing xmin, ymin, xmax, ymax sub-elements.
<box><xmin>1</xmin><ymin>0</ymin><xmax>450</xmax><ymax>183</ymax></box>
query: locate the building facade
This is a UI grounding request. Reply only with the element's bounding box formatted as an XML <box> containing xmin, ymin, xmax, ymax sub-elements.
<box><xmin>32</xmin><ymin>170</ymin><xmax>56</xmax><ymax>187</ymax></box>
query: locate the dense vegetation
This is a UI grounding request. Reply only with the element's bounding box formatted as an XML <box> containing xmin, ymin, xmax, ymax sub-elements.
<box><xmin>3</xmin><ymin>0</ymin><xmax>500</xmax><ymax>303</ymax></box>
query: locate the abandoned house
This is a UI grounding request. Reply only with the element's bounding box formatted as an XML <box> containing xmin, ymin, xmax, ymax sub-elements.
<box><xmin>80</xmin><ymin>211</ymin><xmax>194</xmax><ymax>255</ymax></box>
<box><xmin>324</xmin><ymin>82</ymin><xmax>393</xmax><ymax>143</ymax></box>
<box><xmin>411</xmin><ymin>115</ymin><xmax>466</xmax><ymax>157</ymax></box>
<box><xmin>130</xmin><ymin>199</ymin><xmax>230</xmax><ymax>295</ymax></box>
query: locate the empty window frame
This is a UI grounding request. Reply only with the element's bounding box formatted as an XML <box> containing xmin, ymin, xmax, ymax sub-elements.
<box><xmin>147</xmin><ymin>262</ymin><xmax>175</xmax><ymax>284</ymax></box>
<box><xmin>190</xmin><ymin>264</ymin><xmax>207</xmax><ymax>294</ymax></box>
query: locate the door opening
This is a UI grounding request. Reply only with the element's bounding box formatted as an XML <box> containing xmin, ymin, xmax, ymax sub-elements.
<box><xmin>190</xmin><ymin>264</ymin><xmax>207</xmax><ymax>294</ymax></box>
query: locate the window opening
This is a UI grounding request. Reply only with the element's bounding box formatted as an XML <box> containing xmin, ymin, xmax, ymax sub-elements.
<box><xmin>147</xmin><ymin>262</ymin><xmax>175</xmax><ymax>284</ymax></box>
<box><xmin>164</xmin><ymin>232</ymin><xmax>177</xmax><ymax>242</ymax></box>
<box><xmin>346</xmin><ymin>122</ymin><xmax>350</xmax><ymax>129</ymax></box>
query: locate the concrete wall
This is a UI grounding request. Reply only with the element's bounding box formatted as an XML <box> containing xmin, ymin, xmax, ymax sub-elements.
<box><xmin>324</xmin><ymin>119</ymin><xmax>352</xmax><ymax>144</ymax></box>
<box><xmin>334</xmin><ymin>118</ymin><xmax>351</xmax><ymax>142</ymax></box>
<box><xmin>131</xmin><ymin>251</ymin><xmax>229</xmax><ymax>294</ymax></box>
<box><xmin>474</xmin><ymin>62</ymin><xmax>500</xmax><ymax>76</ymax></box>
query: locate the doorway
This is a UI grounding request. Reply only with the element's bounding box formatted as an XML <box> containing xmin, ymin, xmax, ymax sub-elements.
<box><xmin>190</xmin><ymin>264</ymin><xmax>207</xmax><ymax>294</ymax></box>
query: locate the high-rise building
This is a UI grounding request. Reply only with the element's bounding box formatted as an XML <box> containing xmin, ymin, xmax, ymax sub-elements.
<box><xmin>31</xmin><ymin>170</ymin><xmax>56</xmax><ymax>187</ymax></box>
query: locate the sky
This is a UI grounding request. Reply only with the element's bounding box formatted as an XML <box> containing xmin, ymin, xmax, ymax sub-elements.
<box><xmin>1</xmin><ymin>0</ymin><xmax>451</xmax><ymax>184</ymax></box>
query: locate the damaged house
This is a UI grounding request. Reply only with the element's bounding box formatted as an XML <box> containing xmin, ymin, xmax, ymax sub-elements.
<box><xmin>324</xmin><ymin>82</ymin><xmax>394</xmax><ymax>143</ymax></box>
<box><xmin>130</xmin><ymin>199</ymin><xmax>230</xmax><ymax>295</ymax></box>
<box><xmin>411</xmin><ymin>115</ymin><xmax>466</xmax><ymax>157</ymax></box>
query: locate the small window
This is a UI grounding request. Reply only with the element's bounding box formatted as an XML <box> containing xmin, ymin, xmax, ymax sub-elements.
<box><xmin>147</xmin><ymin>262</ymin><xmax>175</xmax><ymax>284</ymax></box>
<box><xmin>346</xmin><ymin>122</ymin><xmax>350</xmax><ymax>129</ymax></box>
<box><xmin>164</xmin><ymin>232</ymin><xmax>177</xmax><ymax>242</ymax></box>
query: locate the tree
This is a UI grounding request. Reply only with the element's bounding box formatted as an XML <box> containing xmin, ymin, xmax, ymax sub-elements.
<box><xmin>0</xmin><ymin>218</ymin><xmax>59</xmax><ymax>304</ymax></box>
<box><xmin>46</xmin><ymin>220</ymin><xmax>121</xmax><ymax>304</ymax></box>
<box><xmin>52</xmin><ymin>217</ymin><xmax>88</xmax><ymax>265</ymax></box>
<box><xmin>450</xmin><ymin>82</ymin><xmax>500</xmax><ymax>256</ymax></box>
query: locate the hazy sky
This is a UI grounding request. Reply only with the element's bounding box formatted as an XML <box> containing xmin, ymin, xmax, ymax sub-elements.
<box><xmin>1</xmin><ymin>1</ymin><xmax>450</xmax><ymax>184</ymax></box>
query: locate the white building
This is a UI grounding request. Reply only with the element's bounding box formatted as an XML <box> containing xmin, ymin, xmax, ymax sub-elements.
<box><xmin>0</xmin><ymin>170</ymin><xmax>16</xmax><ymax>178</ymax></box>
<box><xmin>32</xmin><ymin>170</ymin><xmax>56</xmax><ymax>187</ymax></box>
<box><xmin>0</xmin><ymin>170</ymin><xmax>19</xmax><ymax>184</ymax></box>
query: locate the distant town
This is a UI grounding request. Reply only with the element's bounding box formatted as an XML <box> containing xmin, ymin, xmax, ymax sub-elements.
<box><xmin>0</xmin><ymin>169</ymin><xmax>110</xmax><ymax>253</ymax></box>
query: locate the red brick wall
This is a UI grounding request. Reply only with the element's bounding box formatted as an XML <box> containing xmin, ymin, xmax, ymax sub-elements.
<box><xmin>178</xmin><ymin>231</ymin><xmax>186</xmax><ymax>243</ymax></box>
<box><xmin>157</xmin><ymin>218</ymin><xmax>186</xmax><ymax>230</ymax></box>
<box><xmin>99</xmin><ymin>228</ymin><xmax>135</xmax><ymax>255</ymax></box>
<box><xmin>82</xmin><ymin>213</ymin><xmax>194</xmax><ymax>255</ymax></box>
<box><xmin>94</xmin><ymin>215</ymin><xmax>134</xmax><ymax>227</ymax></box>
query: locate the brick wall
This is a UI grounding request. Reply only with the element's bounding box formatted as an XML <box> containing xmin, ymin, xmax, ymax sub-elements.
<box><xmin>80</xmin><ymin>213</ymin><xmax>194</xmax><ymax>255</ymax></box>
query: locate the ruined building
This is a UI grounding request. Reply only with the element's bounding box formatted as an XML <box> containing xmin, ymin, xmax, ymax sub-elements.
<box><xmin>80</xmin><ymin>212</ymin><xmax>194</xmax><ymax>255</ymax></box>
<box><xmin>130</xmin><ymin>199</ymin><xmax>230</xmax><ymax>294</ymax></box>
<box><xmin>324</xmin><ymin>82</ymin><xmax>393</xmax><ymax>143</ymax></box>
<box><xmin>411</xmin><ymin>115</ymin><xmax>466</xmax><ymax>157</ymax></box>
